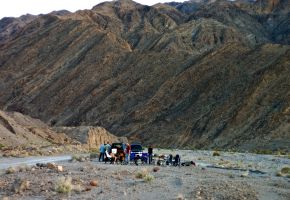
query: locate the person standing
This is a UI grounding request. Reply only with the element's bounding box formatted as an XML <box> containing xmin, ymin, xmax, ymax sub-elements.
<box><xmin>105</xmin><ymin>142</ymin><xmax>111</xmax><ymax>153</ymax></box>
<box><xmin>148</xmin><ymin>145</ymin><xmax>153</xmax><ymax>164</ymax></box>
<box><xmin>99</xmin><ymin>143</ymin><xmax>105</xmax><ymax>162</ymax></box>
<box><xmin>125</xmin><ymin>143</ymin><xmax>131</xmax><ymax>163</ymax></box>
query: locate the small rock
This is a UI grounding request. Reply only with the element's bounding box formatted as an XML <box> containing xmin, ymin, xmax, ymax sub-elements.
<box><xmin>90</xmin><ymin>180</ymin><xmax>98</xmax><ymax>187</ymax></box>
<box><xmin>153</xmin><ymin>166</ymin><xmax>160</xmax><ymax>172</ymax></box>
<box><xmin>241</xmin><ymin>171</ymin><xmax>249</xmax><ymax>177</ymax></box>
<box><xmin>57</xmin><ymin>165</ymin><xmax>64</xmax><ymax>172</ymax></box>
<box><xmin>47</xmin><ymin>162</ymin><xmax>57</xmax><ymax>169</ymax></box>
<box><xmin>36</xmin><ymin>163</ymin><xmax>47</xmax><ymax>168</ymax></box>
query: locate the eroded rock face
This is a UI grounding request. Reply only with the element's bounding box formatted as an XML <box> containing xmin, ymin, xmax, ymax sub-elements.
<box><xmin>54</xmin><ymin>126</ymin><xmax>128</xmax><ymax>149</ymax></box>
<box><xmin>0</xmin><ymin>0</ymin><xmax>289</xmax><ymax>150</ymax></box>
<box><xmin>0</xmin><ymin>110</ymin><xmax>73</xmax><ymax>148</ymax></box>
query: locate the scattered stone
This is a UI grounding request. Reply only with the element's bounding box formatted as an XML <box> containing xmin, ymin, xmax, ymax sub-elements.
<box><xmin>47</xmin><ymin>162</ymin><xmax>57</xmax><ymax>169</ymax></box>
<box><xmin>153</xmin><ymin>166</ymin><xmax>160</xmax><ymax>172</ymax></box>
<box><xmin>176</xmin><ymin>193</ymin><xmax>184</xmax><ymax>200</ymax></box>
<box><xmin>276</xmin><ymin>172</ymin><xmax>283</xmax><ymax>177</ymax></box>
<box><xmin>36</xmin><ymin>163</ymin><xmax>47</xmax><ymax>168</ymax></box>
<box><xmin>57</xmin><ymin>165</ymin><xmax>64</xmax><ymax>172</ymax></box>
<box><xmin>90</xmin><ymin>180</ymin><xmax>98</xmax><ymax>187</ymax></box>
<box><xmin>241</xmin><ymin>171</ymin><xmax>249</xmax><ymax>177</ymax></box>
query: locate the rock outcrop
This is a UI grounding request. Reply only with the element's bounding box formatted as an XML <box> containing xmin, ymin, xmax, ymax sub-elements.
<box><xmin>0</xmin><ymin>0</ymin><xmax>289</xmax><ymax>151</ymax></box>
<box><xmin>54</xmin><ymin>126</ymin><xmax>128</xmax><ymax>149</ymax></box>
<box><xmin>0</xmin><ymin>110</ymin><xmax>73</xmax><ymax>148</ymax></box>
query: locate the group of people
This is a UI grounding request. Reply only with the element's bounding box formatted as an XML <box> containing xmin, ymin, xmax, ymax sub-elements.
<box><xmin>98</xmin><ymin>142</ymin><xmax>154</xmax><ymax>165</ymax></box>
<box><xmin>98</xmin><ymin>142</ymin><xmax>131</xmax><ymax>164</ymax></box>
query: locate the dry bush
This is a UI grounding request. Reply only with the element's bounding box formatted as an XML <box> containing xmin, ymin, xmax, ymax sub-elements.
<box><xmin>213</xmin><ymin>151</ymin><xmax>220</xmax><ymax>156</ymax></box>
<box><xmin>143</xmin><ymin>174</ymin><xmax>154</xmax><ymax>182</ymax></box>
<box><xmin>135</xmin><ymin>168</ymin><xmax>148</xmax><ymax>179</ymax></box>
<box><xmin>6</xmin><ymin>167</ymin><xmax>17</xmax><ymax>174</ymax></box>
<box><xmin>55</xmin><ymin>177</ymin><xmax>73</xmax><ymax>193</ymax></box>
<box><xmin>281</xmin><ymin>167</ymin><xmax>290</xmax><ymax>174</ymax></box>
<box><xmin>12</xmin><ymin>179</ymin><xmax>30</xmax><ymax>194</ymax></box>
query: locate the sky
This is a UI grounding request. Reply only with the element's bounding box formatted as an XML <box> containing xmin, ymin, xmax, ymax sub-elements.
<box><xmin>0</xmin><ymin>0</ymin><xmax>186</xmax><ymax>19</ymax></box>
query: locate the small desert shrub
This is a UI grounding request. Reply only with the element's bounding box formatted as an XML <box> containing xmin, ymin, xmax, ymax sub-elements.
<box><xmin>135</xmin><ymin>168</ymin><xmax>148</xmax><ymax>179</ymax></box>
<box><xmin>71</xmin><ymin>154</ymin><xmax>87</xmax><ymax>162</ymax></box>
<box><xmin>6</xmin><ymin>167</ymin><xmax>17</xmax><ymax>174</ymax></box>
<box><xmin>18</xmin><ymin>165</ymin><xmax>29</xmax><ymax>172</ymax></box>
<box><xmin>254</xmin><ymin>149</ymin><xmax>273</xmax><ymax>155</ymax></box>
<box><xmin>73</xmin><ymin>184</ymin><xmax>82</xmax><ymax>193</ymax></box>
<box><xmin>55</xmin><ymin>177</ymin><xmax>72</xmax><ymax>194</ymax></box>
<box><xmin>143</xmin><ymin>174</ymin><xmax>154</xmax><ymax>182</ymax></box>
<box><xmin>281</xmin><ymin>167</ymin><xmax>290</xmax><ymax>175</ymax></box>
<box><xmin>213</xmin><ymin>151</ymin><xmax>220</xmax><ymax>156</ymax></box>
<box><xmin>71</xmin><ymin>154</ymin><xmax>79</xmax><ymax>161</ymax></box>
<box><xmin>0</xmin><ymin>143</ymin><xmax>5</xmax><ymax>150</ymax></box>
<box><xmin>276</xmin><ymin>150</ymin><xmax>287</xmax><ymax>156</ymax></box>
<box><xmin>17</xmin><ymin>180</ymin><xmax>30</xmax><ymax>193</ymax></box>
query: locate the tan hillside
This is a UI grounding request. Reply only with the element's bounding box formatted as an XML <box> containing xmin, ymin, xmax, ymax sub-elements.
<box><xmin>0</xmin><ymin>110</ymin><xmax>73</xmax><ymax>148</ymax></box>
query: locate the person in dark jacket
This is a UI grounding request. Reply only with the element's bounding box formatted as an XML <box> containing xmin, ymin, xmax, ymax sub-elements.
<box><xmin>99</xmin><ymin>143</ymin><xmax>106</xmax><ymax>162</ymax></box>
<box><xmin>148</xmin><ymin>145</ymin><xmax>153</xmax><ymax>164</ymax></box>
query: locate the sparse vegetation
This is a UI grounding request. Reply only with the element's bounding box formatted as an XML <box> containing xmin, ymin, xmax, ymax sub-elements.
<box><xmin>276</xmin><ymin>166</ymin><xmax>290</xmax><ymax>177</ymax></box>
<box><xmin>135</xmin><ymin>168</ymin><xmax>154</xmax><ymax>182</ymax></box>
<box><xmin>55</xmin><ymin>177</ymin><xmax>73</xmax><ymax>194</ymax></box>
<box><xmin>213</xmin><ymin>151</ymin><xmax>221</xmax><ymax>156</ymax></box>
<box><xmin>280</xmin><ymin>167</ymin><xmax>290</xmax><ymax>174</ymax></box>
<box><xmin>71</xmin><ymin>154</ymin><xmax>87</xmax><ymax>162</ymax></box>
<box><xmin>0</xmin><ymin>143</ymin><xmax>5</xmax><ymax>149</ymax></box>
<box><xmin>254</xmin><ymin>149</ymin><xmax>273</xmax><ymax>155</ymax></box>
<box><xmin>6</xmin><ymin>167</ymin><xmax>17</xmax><ymax>174</ymax></box>
<box><xmin>135</xmin><ymin>168</ymin><xmax>148</xmax><ymax>179</ymax></box>
<box><xmin>143</xmin><ymin>174</ymin><xmax>154</xmax><ymax>182</ymax></box>
<box><xmin>15</xmin><ymin>180</ymin><xmax>30</xmax><ymax>193</ymax></box>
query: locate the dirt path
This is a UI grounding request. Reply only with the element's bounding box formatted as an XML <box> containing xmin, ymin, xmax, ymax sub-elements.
<box><xmin>0</xmin><ymin>155</ymin><xmax>72</xmax><ymax>170</ymax></box>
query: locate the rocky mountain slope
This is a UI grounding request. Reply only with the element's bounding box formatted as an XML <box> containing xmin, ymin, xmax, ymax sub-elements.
<box><xmin>0</xmin><ymin>0</ymin><xmax>289</xmax><ymax>150</ymax></box>
<box><xmin>0</xmin><ymin>110</ymin><xmax>72</xmax><ymax>148</ymax></box>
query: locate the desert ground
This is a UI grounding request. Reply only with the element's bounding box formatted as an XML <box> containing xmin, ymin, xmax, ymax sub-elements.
<box><xmin>0</xmin><ymin>149</ymin><xmax>289</xmax><ymax>200</ymax></box>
